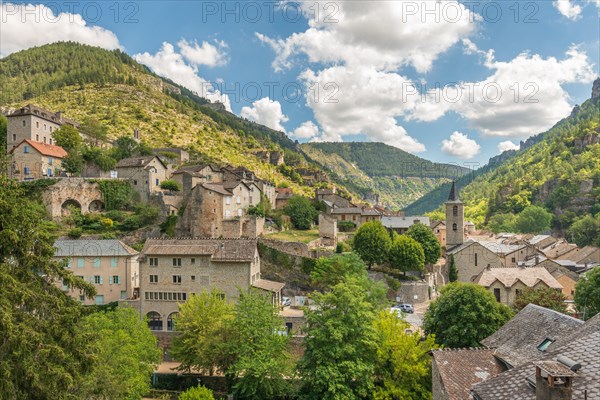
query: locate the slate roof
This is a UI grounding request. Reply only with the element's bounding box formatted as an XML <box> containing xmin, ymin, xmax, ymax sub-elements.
<box><xmin>529</xmin><ymin>235</ymin><xmax>555</xmax><ymax>246</ymax></box>
<box><xmin>381</xmin><ymin>216</ymin><xmax>430</xmax><ymax>228</ymax></box>
<box><xmin>252</xmin><ymin>279</ymin><xmax>285</xmax><ymax>292</ymax></box>
<box><xmin>480</xmin><ymin>304</ymin><xmax>583</xmax><ymax>368</ymax></box>
<box><xmin>172</xmin><ymin>164</ymin><xmax>221</xmax><ymax>175</ymax></box>
<box><xmin>142</xmin><ymin>238</ymin><xmax>257</xmax><ymax>262</ymax></box>
<box><xmin>447</xmin><ymin>181</ymin><xmax>460</xmax><ymax>202</ymax></box>
<box><xmin>474</xmin><ymin>267</ymin><xmax>563</xmax><ymax>291</ymax></box>
<box><xmin>478</xmin><ymin>241</ymin><xmax>527</xmax><ymax>255</ymax></box>
<box><xmin>54</xmin><ymin>239</ymin><xmax>138</xmax><ymax>257</ymax></box>
<box><xmin>540</xmin><ymin>242</ymin><xmax>578</xmax><ymax>259</ymax></box>
<box><xmin>116</xmin><ymin>155</ymin><xmax>166</xmax><ymax>169</ymax></box>
<box><xmin>557</xmin><ymin>245</ymin><xmax>600</xmax><ymax>263</ymax></box>
<box><xmin>471</xmin><ymin>313</ymin><xmax>600</xmax><ymax>399</ymax></box>
<box><xmin>10</xmin><ymin>139</ymin><xmax>68</xmax><ymax>158</ymax></box>
<box><xmin>432</xmin><ymin>348</ymin><xmax>503</xmax><ymax>400</ymax></box>
<box><xmin>201</xmin><ymin>182</ymin><xmax>233</xmax><ymax>196</ymax></box>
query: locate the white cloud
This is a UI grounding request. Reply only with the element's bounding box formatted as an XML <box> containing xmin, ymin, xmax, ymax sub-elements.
<box><xmin>258</xmin><ymin>1</ymin><xmax>477</xmax><ymax>74</ymax></box>
<box><xmin>0</xmin><ymin>3</ymin><xmax>121</xmax><ymax>57</ymax></box>
<box><xmin>441</xmin><ymin>132</ymin><xmax>481</xmax><ymax>159</ymax></box>
<box><xmin>292</xmin><ymin>120</ymin><xmax>320</xmax><ymax>139</ymax></box>
<box><xmin>178</xmin><ymin>39</ymin><xmax>228</xmax><ymax>67</ymax></box>
<box><xmin>498</xmin><ymin>140</ymin><xmax>520</xmax><ymax>153</ymax></box>
<box><xmin>553</xmin><ymin>0</ymin><xmax>582</xmax><ymax>19</ymax></box>
<box><xmin>134</xmin><ymin>42</ymin><xmax>231</xmax><ymax>111</ymax></box>
<box><xmin>241</xmin><ymin>97</ymin><xmax>288</xmax><ymax>132</ymax></box>
<box><xmin>412</xmin><ymin>46</ymin><xmax>597</xmax><ymax>137</ymax></box>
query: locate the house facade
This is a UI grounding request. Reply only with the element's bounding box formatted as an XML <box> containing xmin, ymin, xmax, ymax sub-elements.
<box><xmin>8</xmin><ymin>139</ymin><xmax>67</xmax><ymax>180</ymax></box>
<box><xmin>381</xmin><ymin>216</ymin><xmax>430</xmax><ymax>234</ymax></box>
<box><xmin>330</xmin><ymin>207</ymin><xmax>382</xmax><ymax>229</ymax></box>
<box><xmin>115</xmin><ymin>155</ymin><xmax>168</xmax><ymax>201</ymax></box>
<box><xmin>54</xmin><ymin>239</ymin><xmax>139</xmax><ymax>305</ymax></box>
<box><xmin>171</xmin><ymin>164</ymin><xmax>224</xmax><ymax>196</ymax></box>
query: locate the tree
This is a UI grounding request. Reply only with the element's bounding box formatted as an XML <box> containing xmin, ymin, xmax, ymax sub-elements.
<box><xmin>574</xmin><ymin>267</ymin><xmax>600</xmax><ymax>320</ymax></box>
<box><xmin>388</xmin><ymin>234</ymin><xmax>425</xmax><ymax>276</ymax></box>
<box><xmin>567</xmin><ymin>215</ymin><xmax>600</xmax><ymax>247</ymax></box>
<box><xmin>227</xmin><ymin>290</ymin><xmax>292</xmax><ymax>399</ymax></box>
<box><xmin>353</xmin><ymin>221</ymin><xmax>392</xmax><ymax>268</ymax></box>
<box><xmin>179</xmin><ymin>385</ymin><xmax>215</xmax><ymax>400</ymax></box>
<box><xmin>62</xmin><ymin>150</ymin><xmax>84</xmax><ymax>175</ymax></box>
<box><xmin>373</xmin><ymin>311</ymin><xmax>439</xmax><ymax>400</ymax></box>
<box><xmin>0</xmin><ymin>114</ymin><xmax>7</xmax><ymax>151</ymax></box>
<box><xmin>448</xmin><ymin>254</ymin><xmax>458</xmax><ymax>282</ymax></box>
<box><xmin>423</xmin><ymin>283</ymin><xmax>513</xmax><ymax>348</ymax></box>
<box><xmin>310</xmin><ymin>252</ymin><xmax>369</xmax><ymax>290</ymax></box>
<box><xmin>0</xmin><ymin>176</ymin><xmax>96</xmax><ymax>397</ymax></box>
<box><xmin>512</xmin><ymin>287</ymin><xmax>567</xmax><ymax>313</ymax></box>
<box><xmin>487</xmin><ymin>213</ymin><xmax>517</xmax><ymax>233</ymax></box>
<box><xmin>74</xmin><ymin>307</ymin><xmax>161</xmax><ymax>399</ymax></box>
<box><xmin>52</xmin><ymin>125</ymin><xmax>82</xmax><ymax>152</ymax></box>
<box><xmin>110</xmin><ymin>136</ymin><xmax>153</xmax><ymax>160</ymax></box>
<box><xmin>80</xmin><ymin>117</ymin><xmax>108</xmax><ymax>145</ymax></box>
<box><xmin>514</xmin><ymin>206</ymin><xmax>553</xmax><ymax>234</ymax></box>
<box><xmin>298</xmin><ymin>278</ymin><xmax>379</xmax><ymax>400</ymax></box>
<box><xmin>170</xmin><ymin>291</ymin><xmax>235</xmax><ymax>375</ymax></box>
<box><xmin>160</xmin><ymin>179</ymin><xmax>181</xmax><ymax>192</ymax></box>
<box><xmin>284</xmin><ymin>196</ymin><xmax>318</xmax><ymax>230</ymax></box>
<box><xmin>406</xmin><ymin>223</ymin><xmax>441</xmax><ymax>265</ymax></box>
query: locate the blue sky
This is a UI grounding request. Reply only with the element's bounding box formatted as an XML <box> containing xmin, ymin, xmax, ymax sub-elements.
<box><xmin>2</xmin><ymin>1</ymin><xmax>599</xmax><ymax>166</ymax></box>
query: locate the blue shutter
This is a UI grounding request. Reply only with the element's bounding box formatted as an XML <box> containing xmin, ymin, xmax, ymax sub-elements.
<box><xmin>116</xmin><ymin>276</ymin><xmax>121</xmax><ymax>284</ymax></box>
<box><xmin>99</xmin><ymin>276</ymin><xmax>103</xmax><ymax>285</ymax></box>
<box><xmin>109</xmin><ymin>276</ymin><xmax>113</xmax><ymax>284</ymax></box>
<box><xmin>111</xmin><ymin>257</ymin><xmax>117</xmax><ymax>268</ymax></box>
<box><xmin>78</xmin><ymin>258</ymin><xmax>84</xmax><ymax>268</ymax></box>
<box><xmin>94</xmin><ymin>258</ymin><xmax>100</xmax><ymax>268</ymax></box>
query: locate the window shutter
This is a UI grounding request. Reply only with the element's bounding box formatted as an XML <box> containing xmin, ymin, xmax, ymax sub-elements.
<box><xmin>100</xmin><ymin>276</ymin><xmax>104</xmax><ymax>285</ymax></box>
<box><xmin>109</xmin><ymin>276</ymin><xmax>113</xmax><ymax>284</ymax></box>
<box><xmin>117</xmin><ymin>276</ymin><xmax>121</xmax><ymax>284</ymax></box>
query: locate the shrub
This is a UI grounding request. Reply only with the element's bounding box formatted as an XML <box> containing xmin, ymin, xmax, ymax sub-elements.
<box><xmin>101</xmin><ymin>218</ymin><xmax>114</xmax><ymax>228</ymax></box>
<box><xmin>160</xmin><ymin>180</ymin><xmax>181</xmax><ymax>192</ymax></box>
<box><xmin>337</xmin><ymin>221</ymin><xmax>356</xmax><ymax>232</ymax></box>
<box><xmin>335</xmin><ymin>241</ymin><xmax>352</xmax><ymax>253</ymax></box>
<box><xmin>104</xmin><ymin>210</ymin><xmax>127</xmax><ymax>222</ymax></box>
<box><xmin>67</xmin><ymin>228</ymin><xmax>83</xmax><ymax>239</ymax></box>
<box><xmin>178</xmin><ymin>386</ymin><xmax>214</xmax><ymax>400</ymax></box>
<box><xmin>120</xmin><ymin>215</ymin><xmax>143</xmax><ymax>231</ymax></box>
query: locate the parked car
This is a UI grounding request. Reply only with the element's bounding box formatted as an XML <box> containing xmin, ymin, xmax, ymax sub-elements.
<box><xmin>394</xmin><ymin>303</ymin><xmax>414</xmax><ymax>314</ymax></box>
<box><xmin>281</xmin><ymin>297</ymin><xmax>291</xmax><ymax>307</ymax></box>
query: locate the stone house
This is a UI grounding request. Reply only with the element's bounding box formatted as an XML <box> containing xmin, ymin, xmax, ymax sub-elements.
<box><xmin>132</xmin><ymin>238</ymin><xmax>283</xmax><ymax>331</ymax></box>
<box><xmin>54</xmin><ymin>239</ymin><xmax>139</xmax><ymax>305</ymax></box>
<box><xmin>539</xmin><ymin>240</ymin><xmax>578</xmax><ymax>259</ymax></box>
<box><xmin>115</xmin><ymin>155</ymin><xmax>168</xmax><ymax>201</ymax></box>
<box><xmin>275</xmin><ymin>188</ymin><xmax>294</xmax><ymax>209</ymax></box>
<box><xmin>473</xmin><ymin>266</ymin><xmax>562</xmax><ymax>305</ymax></box>
<box><xmin>557</xmin><ymin>245</ymin><xmax>600</xmax><ymax>264</ymax></box>
<box><xmin>315</xmin><ymin>188</ymin><xmax>352</xmax><ymax>209</ymax></box>
<box><xmin>431</xmin><ymin>221</ymin><xmax>446</xmax><ymax>247</ymax></box>
<box><xmin>5</xmin><ymin>104</ymin><xmax>78</xmax><ymax>152</ymax></box>
<box><xmin>528</xmin><ymin>234</ymin><xmax>558</xmax><ymax>250</ymax></box>
<box><xmin>330</xmin><ymin>207</ymin><xmax>382</xmax><ymax>229</ymax></box>
<box><xmin>171</xmin><ymin>164</ymin><xmax>224</xmax><ymax>196</ymax></box>
<box><xmin>381</xmin><ymin>216</ymin><xmax>430</xmax><ymax>234</ymax></box>
<box><xmin>8</xmin><ymin>139</ymin><xmax>67</xmax><ymax>180</ymax></box>
<box><xmin>153</xmin><ymin>148</ymin><xmax>189</xmax><ymax>165</ymax></box>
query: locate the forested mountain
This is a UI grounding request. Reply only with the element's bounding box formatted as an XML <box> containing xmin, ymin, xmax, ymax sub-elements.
<box><xmin>406</xmin><ymin>80</ymin><xmax>600</xmax><ymax>244</ymax></box>
<box><xmin>301</xmin><ymin>142</ymin><xmax>470</xmax><ymax>209</ymax></box>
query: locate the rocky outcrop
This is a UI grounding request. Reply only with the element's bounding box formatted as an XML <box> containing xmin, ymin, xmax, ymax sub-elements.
<box><xmin>592</xmin><ymin>78</ymin><xmax>600</xmax><ymax>101</ymax></box>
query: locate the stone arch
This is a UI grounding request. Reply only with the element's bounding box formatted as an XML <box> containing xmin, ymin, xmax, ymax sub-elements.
<box><xmin>147</xmin><ymin>311</ymin><xmax>163</xmax><ymax>331</ymax></box>
<box><xmin>61</xmin><ymin>199</ymin><xmax>82</xmax><ymax>216</ymax></box>
<box><xmin>167</xmin><ymin>312</ymin><xmax>179</xmax><ymax>331</ymax></box>
<box><xmin>88</xmin><ymin>200</ymin><xmax>104</xmax><ymax>213</ymax></box>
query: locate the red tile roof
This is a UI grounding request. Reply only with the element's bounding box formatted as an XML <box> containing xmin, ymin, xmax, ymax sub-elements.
<box><xmin>10</xmin><ymin>139</ymin><xmax>68</xmax><ymax>158</ymax></box>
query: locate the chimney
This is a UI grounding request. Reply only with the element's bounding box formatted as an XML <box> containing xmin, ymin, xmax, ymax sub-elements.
<box><xmin>534</xmin><ymin>357</ymin><xmax>579</xmax><ymax>400</ymax></box>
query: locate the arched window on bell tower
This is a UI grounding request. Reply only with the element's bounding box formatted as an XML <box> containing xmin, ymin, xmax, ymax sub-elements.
<box><xmin>452</xmin><ymin>223</ymin><xmax>457</xmax><ymax>231</ymax></box>
<box><xmin>453</xmin><ymin>205</ymin><xmax>458</xmax><ymax>217</ymax></box>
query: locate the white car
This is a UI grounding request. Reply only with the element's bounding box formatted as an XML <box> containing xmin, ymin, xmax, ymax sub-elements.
<box><xmin>281</xmin><ymin>297</ymin><xmax>291</xmax><ymax>307</ymax></box>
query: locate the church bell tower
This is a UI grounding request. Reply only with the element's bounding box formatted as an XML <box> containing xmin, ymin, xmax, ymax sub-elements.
<box><xmin>445</xmin><ymin>181</ymin><xmax>464</xmax><ymax>248</ymax></box>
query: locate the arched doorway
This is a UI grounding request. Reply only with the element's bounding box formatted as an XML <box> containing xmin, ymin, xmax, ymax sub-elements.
<box><xmin>147</xmin><ymin>311</ymin><xmax>163</xmax><ymax>331</ymax></box>
<box><xmin>61</xmin><ymin>199</ymin><xmax>81</xmax><ymax>216</ymax></box>
<box><xmin>88</xmin><ymin>200</ymin><xmax>104</xmax><ymax>213</ymax></box>
<box><xmin>167</xmin><ymin>312</ymin><xmax>179</xmax><ymax>331</ymax></box>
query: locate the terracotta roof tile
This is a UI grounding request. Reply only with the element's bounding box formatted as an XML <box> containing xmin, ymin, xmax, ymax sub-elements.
<box><xmin>10</xmin><ymin>139</ymin><xmax>67</xmax><ymax>158</ymax></box>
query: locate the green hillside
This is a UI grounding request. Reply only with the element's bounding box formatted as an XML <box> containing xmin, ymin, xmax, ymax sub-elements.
<box><xmin>407</xmin><ymin>80</ymin><xmax>600</xmax><ymax>243</ymax></box>
<box><xmin>301</xmin><ymin>142</ymin><xmax>470</xmax><ymax>209</ymax></box>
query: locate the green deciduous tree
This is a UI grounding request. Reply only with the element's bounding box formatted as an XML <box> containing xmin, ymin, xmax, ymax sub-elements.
<box><xmin>353</xmin><ymin>221</ymin><xmax>392</xmax><ymax>268</ymax></box>
<box><xmin>487</xmin><ymin>213</ymin><xmax>517</xmax><ymax>234</ymax></box>
<box><xmin>170</xmin><ymin>291</ymin><xmax>235</xmax><ymax>375</ymax></box>
<box><xmin>448</xmin><ymin>254</ymin><xmax>458</xmax><ymax>283</ymax></box>
<box><xmin>423</xmin><ymin>283</ymin><xmax>513</xmax><ymax>348</ymax></box>
<box><xmin>567</xmin><ymin>214</ymin><xmax>600</xmax><ymax>247</ymax></box>
<box><xmin>388</xmin><ymin>234</ymin><xmax>425</xmax><ymax>276</ymax></box>
<box><xmin>284</xmin><ymin>196</ymin><xmax>318</xmax><ymax>230</ymax></box>
<box><xmin>0</xmin><ymin>176</ymin><xmax>96</xmax><ymax>397</ymax></box>
<box><xmin>514</xmin><ymin>206</ymin><xmax>553</xmax><ymax>234</ymax></box>
<box><xmin>298</xmin><ymin>278</ymin><xmax>379</xmax><ymax>400</ymax></box>
<box><xmin>373</xmin><ymin>311</ymin><xmax>439</xmax><ymax>400</ymax></box>
<box><xmin>52</xmin><ymin>125</ymin><xmax>82</xmax><ymax>152</ymax></box>
<box><xmin>74</xmin><ymin>307</ymin><xmax>161</xmax><ymax>399</ymax></box>
<box><xmin>179</xmin><ymin>386</ymin><xmax>215</xmax><ymax>400</ymax></box>
<box><xmin>406</xmin><ymin>223</ymin><xmax>441</xmax><ymax>265</ymax></box>
<box><xmin>512</xmin><ymin>287</ymin><xmax>567</xmax><ymax>313</ymax></box>
<box><xmin>310</xmin><ymin>252</ymin><xmax>369</xmax><ymax>290</ymax></box>
<box><xmin>80</xmin><ymin>117</ymin><xmax>108</xmax><ymax>146</ymax></box>
<box><xmin>160</xmin><ymin>179</ymin><xmax>181</xmax><ymax>192</ymax></box>
<box><xmin>574</xmin><ymin>267</ymin><xmax>600</xmax><ymax>320</ymax></box>
<box><xmin>0</xmin><ymin>114</ymin><xmax>8</xmax><ymax>151</ymax></box>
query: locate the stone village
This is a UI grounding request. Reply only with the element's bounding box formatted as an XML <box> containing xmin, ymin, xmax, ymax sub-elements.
<box><xmin>4</xmin><ymin>104</ymin><xmax>600</xmax><ymax>399</ymax></box>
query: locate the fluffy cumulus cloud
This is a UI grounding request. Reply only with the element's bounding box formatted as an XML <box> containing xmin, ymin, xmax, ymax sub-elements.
<box><xmin>134</xmin><ymin>42</ymin><xmax>231</xmax><ymax>111</ymax></box>
<box><xmin>178</xmin><ymin>39</ymin><xmax>228</xmax><ymax>67</ymax></box>
<box><xmin>257</xmin><ymin>0</ymin><xmax>478</xmax><ymax>152</ymax></box>
<box><xmin>0</xmin><ymin>2</ymin><xmax>121</xmax><ymax>57</ymax></box>
<box><xmin>553</xmin><ymin>0</ymin><xmax>582</xmax><ymax>19</ymax></box>
<box><xmin>412</xmin><ymin>44</ymin><xmax>597</xmax><ymax>137</ymax></box>
<box><xmin>498</xmin><ymin>140</ymin><xmax>520</xmax><ymax>153</ymax></box>
<box><xmin>292</xmin><ymin>120</ymin><xmax>320</xmax><ymax>140</ymax></box>
<box><xmin>441</xmin><ymin>132</ymin><xmax>481</xmax><ymax>159</ymax></box>
<box><xmin>241</xmin><ymin>97</ymin><xmax>289</xmax><ymax>132</ymax></box>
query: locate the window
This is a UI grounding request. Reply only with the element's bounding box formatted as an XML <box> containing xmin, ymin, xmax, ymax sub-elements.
<box><xmin>93</xmin><ymin>258</ymin><xmax>100</xmax><ymax>268</ymax></box>
<box><xmin>493</xmin><ymin>288</ymin><xmax>501</xmax><ymax>302</ymax></box>
<box><xmin>452</xmin><ymin>223</ymin><xmax>457</xmax><ymax>231</ymax></box>
<box><xmin>93</xmin><ymin>275</ymin><xmax>102</xmax><ymax>285</ymax></box>
<box><xmin>217</xmin><ymin>293</ymin><xmax>225</xmax><ymax>300</ymax></box>
<box><xmin>173</xmin><ymin>275</ymin><xmax>182</xmax><ymax>284</ymax></box>
<box><xmin>120</xmin><ymin>291</ymin><xmax>127</xmax><ymax>300</ymax></box>
<box><xmin>511</xmin><ymin>257</ymin><xmax>516</xmax><ymax>263</ymax></box>
<box><xmin>133</xmin><ymin>180</ymin><xmax>138</xmax><ymax>185</ymax></box>
<box><xmin>453</xmin><ymin>205</ymin><xmax>458</xmax><ymax>217</ymax></box>
<box><xmin>49</xmin><ymin>126</ymin><xmax>53</xmax><ymax>132</ymax></box>
<box><xmin>474</xmin><ymin>253</ymin><xmax>478</xmax><ymax>267</ymax></box>
<box><xmin>191</xmin><ymin>258</ymin><xmax>195</xmax><ymax>264</ymax></box>
<box><xmin>236</xmin><ymin>196</ymin><xmax>241</xmax><ymax>204</ymax></box>
<box><xmin>147</xmin><ymin>312</ymin><xmax>162</xmax><ymax>331</ymax></box>
<box><xmin>43</xmin><ymin>137</ymin><xmax>46</xmax><ymax>144</ymax></box>
<box><xmin>155</xmin><ymin>179</ymin><xmax>159</xmax><ymax>186</ymax></box>
<box><xmin>48</xmin><ymin>157</ymin><xmax>53</xmax><ymax>165</ymax></box>
<box><xmin>150</xmin><ymin>275</ymin><xmax>158</xmax><ymax>283</ymax></box>
<box><xmin>44</xmin><ymin>124</ymin><xmax>47</xmax><ymax>131</ymax></box>
<box><xmin>110</xmin><ymin>275</ymin><xmax>120</xmax><ymax>284</ymax></box>
<box><xmin>191</xmin><ymin>275</ymin><xmax>196</xmax><ymax>282</ymax></box>
<box><xmin>24</xmin><ymin>167</ymin><xmax>30</xmax><ymax>175</ymax></box>
<box><xmin>515</xmin><ymin>289</ymin><xmax>522</xmax><ymax>298</ymax></box>
<box><xmin>23</xmin><ymin>146</ymin><xmax>29</xmax><ymax>154</ymax></box>
<box><xmin>111</xmin><ymin>257</ymin><xmax>118</xmax><ymax>268</ymax></box>
<box><xmin>226</xmin><ymin>196</ymin><xmax>231</xmax><ymax>205</ymax></box>
<box><xmin>167</xmin><ymin>312</ymin><xmax>178</xmax><ymax>331</ymax></box>
<box><xmin>36</xmin><ymin>134</ymin><xmax>39</xmax><ymax>141</ymax></box>
<box><xmin>238</xmin><ymin>208</ymin><xmax>243</xmax><ymax>217</ymax></box>
<box><xmin>36</xmin><ymin>121</ymin><xmax>40</xmax><ymax>128</ymax></box>
<box><xmin>149</xmin><ymin>258</ymin><xmax>158</xmax><ymax>267</ymax></box>
<box><xmin>95</xmin><ymin>295</ymin><xmax>104</xmax><ymax>305</ymax></box>
<box><xmin>225</xmin><ymin>210</ymin><xmax>231</xmax><ymax>218</ymax></box>
<box><xmin>47</xmin><ymin>168</ymin><xmax>53</xmax><ymax>177</ymax></box>
<box><xmin>537</xmin><ymin>338</ymin><xmax>555</xmax><ymax>352</ymax></box>
<box><xmin>79</xmin><ymin>295</ymin><xmax>85</xmax><ymax>302</ymax></box>
<box><xmin>22</xmin><ymin>120</ymin><xmax>26</xmax><ymax>127</ymax></box>
<box><xmin>12</xmin><ymin>134</ymin><xmax>16</xmax><ymax>141</ymax></box>
<box><xmin>65</xmin><ymin>258</ymin><xmax>72</xmax><ymax>268</ymax></box>
<box><xmin>172</xmin><ymin>258</ymin><xmax>181</xmax><ymax>267</ymax></box>
<box><xmin>77</xmin><ymin>258</ymin><xmax>85</xmax><ymax>268</ymax></box>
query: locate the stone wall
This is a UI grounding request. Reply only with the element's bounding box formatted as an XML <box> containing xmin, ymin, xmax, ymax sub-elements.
<box><xmin>41</xmin><ymin>178</ymin><xmax>105</xmax><ymax>219</ymax></box>
<box><xmin>319</xmin><ymin>213</ymin><xmax>338</xmax><ymax>247</ymax></box>
<box><xmin>259</xmin><ymin>238</ymin><xmax>311</xmax><ymax>258</ymax></box>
